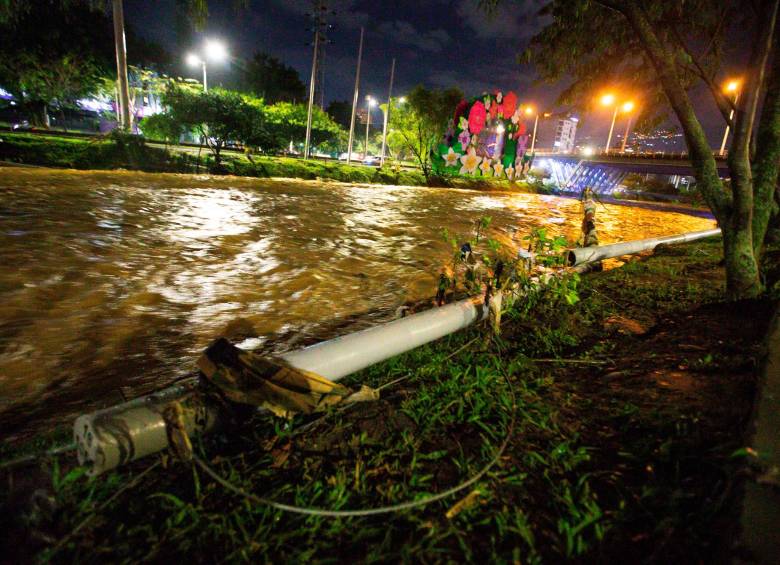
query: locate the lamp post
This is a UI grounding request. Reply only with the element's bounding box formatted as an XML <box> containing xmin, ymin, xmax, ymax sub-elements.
<box><xmin>619</xmin><ymin>101</ymin><xmax>635</xmax><ymax>153</ymax></box>
<box><xmin>186</xmin><ymin>40</ymin><xmax>228</xmax><ymax>93</ymax></box>
<box><xmin>364</xmin><ymin>95</ymin><xmax>376</xmax><ymax>160</ymax></box>
<box><xmin>525</xmin><ymin>106</ymin><xmax>540</xmax><ymax>153</ymax></box>
<box><xmin>347</xmin><ymin>27</ymin><xmax>364</xmax><ymax>165</ymax></box>
<box><xmin>600</xmin><ymin>94</ymin><xmax>619</xmax><ymax>154</ymax></box>
<box><xmin>719</xmin><ymin>80</ymin><xmax>740</xmax><ymax>156</ymax></box>
<box><xmin>380</xmin><ymin>58</ymin><xmax>396</xmax><ymax>167</ymax></box>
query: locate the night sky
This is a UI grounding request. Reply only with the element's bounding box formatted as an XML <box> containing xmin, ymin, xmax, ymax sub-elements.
<box><xmin>124</xmin><ymin>0</ymin><xmax>738</xmax><ymax>146</ymax></box>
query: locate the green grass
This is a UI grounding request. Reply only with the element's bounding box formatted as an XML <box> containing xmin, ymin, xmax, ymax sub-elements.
<box><xmin>0</xmin><ymin>132</ymin><xmax>542</xmax><ymax>192</ymax></box>
<box><xmin>1</xmin><ymin>237</ymin><xmax>766</xmax><ymax>563</ymax></box>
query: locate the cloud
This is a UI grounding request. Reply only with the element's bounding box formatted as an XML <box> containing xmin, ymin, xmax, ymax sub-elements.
<box><xmin>377</xmin><ymin>20</ymin><xmax>452</xmax><ymax>53</ymax></box>
<box><xmin>456</xmin><ymin>0</ymin><xmax>548</xmax><ymax>41</ymax></box>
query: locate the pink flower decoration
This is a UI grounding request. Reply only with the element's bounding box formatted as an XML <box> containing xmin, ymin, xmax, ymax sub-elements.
<box><xmin>503</xmin><ymin>91</ymin><xmax>518</xmax><ymax>118</ymax></box>
<box><xmin>468</xmin><ymin>101</ymin><xmax>487</xmax><ymax>136</ymax></box>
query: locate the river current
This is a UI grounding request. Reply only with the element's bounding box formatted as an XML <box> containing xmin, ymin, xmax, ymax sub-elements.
<box><xmin>0</xmin><ymin>167</ymin><xmax>715</xmax><ymax>439</ymax></box>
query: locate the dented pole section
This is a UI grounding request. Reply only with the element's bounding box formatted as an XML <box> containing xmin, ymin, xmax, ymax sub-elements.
<box><xmin>75</xmin><ymin>296</ymin><xmax>490</xmax><ymax>475</ymax></box>
<box><xmin>566</xmin><ymin>228</ymin><xmax>721</xmax><ymax>267</ymax></box>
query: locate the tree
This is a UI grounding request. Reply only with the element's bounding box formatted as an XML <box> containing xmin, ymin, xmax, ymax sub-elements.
<box><xmin>325</xmin><ymin>100</ymin><xmax>352</xmax><ymax>130</ymax></box>
<box><xmin>0</xmin><ymin>1</ymin><xmax>115</xmax><ymax>126</ymax></box>
<box><xmin>509</xmin><ymin>0</ymin><xmax>780</xmax><ymax>299</ymax></box>
<box><xmin>387</xmin><ymin>86</ymin><xmax>463</xmax><ymax>181</ymax></box>
<box><xmin>239</xmin><ymin>52</ymin><xmax>306</xmax><ymax>104</ymax></box>
<box><xmin>264</xmin><ymin>101</ymin><xmax>343</xmax><ymax>152</ymax></box>
<box><xmin>163</xmin><ymin>86</ymin><xmax>269</xmax><ymax>167</ymax></box>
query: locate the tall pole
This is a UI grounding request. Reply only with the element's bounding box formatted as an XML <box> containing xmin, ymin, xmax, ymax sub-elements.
<box><xmin>364</xmin><ymin>99</ymin><xmax>371</xmax><ymax>159</ymax></box>
<box><xmin>111</xmin><ymin>0</ymin><xmax>131</xmax><ymax>131</ymax></box>
<box><xmin>303</xmin><ymin>1</ymin><xmax>322</xmax><ymax>160</ymax></box>
<box><xmin>605</xmin><ymin>106</ymin><xmax>618</xmax><ymax>154</ymax></box>
<box><xmin>202</xmin><ymin>61</ymin><xmax>208</xmax><ymax>92</ymax></box>
<box><xmin>719</xmin><ymin>91</ymin><xmax>739</xmax><ymax>156</ymax></box>
<box><xmin>620</xmin><ymin>116</ymin><xmax>632</xmax><ymax>153</ymax></box>
<box><xmin>347</xmin><ymin>27</ymin><xmax>364</xmax><ymax>164</ymax></box>
<box><xmin>380</xmin><ymin>58</ymin><xmax>396</xmax><ymax>166</ymax></box>
<box><xmin>530</xmin><ymin>113</ymin><xmax>539</xmax><ymax>153</ymax></box>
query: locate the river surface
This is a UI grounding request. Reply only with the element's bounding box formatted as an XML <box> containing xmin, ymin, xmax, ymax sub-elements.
<box><xmin>0</xmin><ymin>167</ymin><xmax>715</xmax><ymax>439</ymax></box>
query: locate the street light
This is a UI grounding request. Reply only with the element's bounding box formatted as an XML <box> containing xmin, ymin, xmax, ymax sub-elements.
<box><xmin>524</xmin><ymin>106</ymin><xmax>541</xmax><ymax>153</ymax></box>
<box><xmin>620</xmin><ymin>101</ymin><xmax>636</xmax><ymax>153</ymax></box>
<box><xmin>601</xmin><ymin>94</ymin><xmax>633</xmax><ymax>154</ymax></box>
<box><xmin>719</xmin><ymin>79</ymin><xmax>741</xmax><ymax>156</ymax></box>
<box><xmin>364</xmin><ymin>95</ymin><xmax>376</xmax><ymax>159</ymax></box>
<box><xmin>186</xmin><ymin>39</ymin><xmax>228</xmax><ymax>92</ymax></box>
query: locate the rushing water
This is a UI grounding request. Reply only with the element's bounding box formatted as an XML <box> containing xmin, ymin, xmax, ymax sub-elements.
<box><xmin>0</xmin><ymin>167</ymin><xmax>715</xmax><ymax>438</ymax></box>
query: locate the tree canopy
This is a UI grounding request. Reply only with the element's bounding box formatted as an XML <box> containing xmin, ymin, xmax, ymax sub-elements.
<box><xmin>387</xmin><ymin>85</ymin><xmax>463</xmax><ymax>179</ymax></box>
<box><xmin>239</xmin><ymin>52</ymin><xmax>306</xmax><ymax>104</ymax></box>
<box><xmin>513</xmin><ymin>0</ymin><xmax>779</xmax><ymax>299</ymax></box>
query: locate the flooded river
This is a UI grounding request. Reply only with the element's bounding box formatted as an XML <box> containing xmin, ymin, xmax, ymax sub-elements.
<box><xmin>0</xmin><ymin>167</ymin><xmax>715</xmax><ymax>439</ymax></box>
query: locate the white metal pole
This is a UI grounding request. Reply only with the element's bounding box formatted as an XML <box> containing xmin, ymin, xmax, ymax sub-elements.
<box><xmin>347</xmin><ymin>28</ymin><xmax>364</xmax><ymax>164</ymax></box>
<box><xmin>605</xmin><ymin>106</ymin><xmax>618</xmax><ymax>154</ymax></box>
<box><xmin>364</xmin><ymin>99</ymin><xmax>371</xmax><ymax>159</ymax></box>
<box><xmin>380</xmin><ymin>58</ymin><xmax>396</xmax><ymax>167</ymax></box>
<box><xmin>719</xmin><ymin>92</ymin><xmax>739</xmax><ymax>156</ymax></box>
<box><xmin>620</xmin><ymin>116</ymin><xmax>631</xmax><ymax>153</ymax></box>
<box><xmin>111</xmin><ymin>0</ymin><xmax>132</xmax><ymax>131</ymax></box>
<box><xmin>530</xmin><ymin>113</ymin><xmax>539</xmax><ymax>153</ymax></box>
<box><xmin>202</xmin><ymin>61</ymin><xmax>208</xmax><ymax>92</ymax></box>
<box><xmin>304</xmin><ymin>5</ymin><xmax>321</xmax><ymax>160</ymax></box>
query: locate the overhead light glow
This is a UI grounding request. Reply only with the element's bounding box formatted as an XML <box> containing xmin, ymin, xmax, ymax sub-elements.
<box><xmin>186</xmin><ymin>53</ymin><xmax>202</xmax><ymax>67</ymax></box>
<box><xmin>204</xmin><ymin>40</ymin><xmax>228</xmax><ymax>62</ymax></box>
<box><xmin>725</xmin><ymin>80</ymin><xmax>740</xmax><ymax>92</ymax></box>
<box><xmin>600</xmin><ymin>93</ymin><xmax>615</xmax><ymax>106</ymax></box>
<box><xmin>622</xmin><ymin>101</ymin><xmax>635</xmax><ymax>113</ymax></box>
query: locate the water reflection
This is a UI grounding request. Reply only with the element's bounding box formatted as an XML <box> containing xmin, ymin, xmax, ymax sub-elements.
<box><xmin>0</xmin><ymin>167</ymin><xmax>716</xmax><ymax>439</ymax></box>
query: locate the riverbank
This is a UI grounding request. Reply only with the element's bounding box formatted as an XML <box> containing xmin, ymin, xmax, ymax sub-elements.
<box><xmin>0</xmin><ymin>132</ymin><xmax>541</xmax><ymax>192</ymax></box>
<box><xmin>1</xmin><ymin>237</ymin><xmax>773</xmax><ymax>563</ymax></box>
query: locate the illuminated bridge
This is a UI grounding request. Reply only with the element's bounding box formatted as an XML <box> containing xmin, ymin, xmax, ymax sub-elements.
<box><xmin>533</xmin><ymin>151</ymin><xmax>730</xmax><ymax>194</ymax></box>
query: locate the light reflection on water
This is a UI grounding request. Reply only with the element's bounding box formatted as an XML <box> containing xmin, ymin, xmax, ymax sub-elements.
<box><xmin>0</xmin><ymin>167</ymin><xmax>715</xmax><ymax>438</ymax></box>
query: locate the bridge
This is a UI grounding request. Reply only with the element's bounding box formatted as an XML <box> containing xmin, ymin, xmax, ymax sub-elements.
<box><xmin>533</xmin><ymin>150</ymin><xmax>730</xmax><ymax>194</ymax></box>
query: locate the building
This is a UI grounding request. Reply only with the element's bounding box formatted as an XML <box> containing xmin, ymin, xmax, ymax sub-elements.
<box><xmin>536</xmin><ymin>116</ymin><xmax>579</xmax><ymax>153</ymax></box>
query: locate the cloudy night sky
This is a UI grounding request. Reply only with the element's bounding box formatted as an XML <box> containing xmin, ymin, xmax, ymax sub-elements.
<box><xmin>124</xmin><ymin>0</ymin><xmax>737</xmax><ymax>146</ymax></box>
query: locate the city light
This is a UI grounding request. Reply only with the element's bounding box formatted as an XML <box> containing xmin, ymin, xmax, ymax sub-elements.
<box><xmin>725</xmin><ymin>80</ymin><xmax>740</xmax><ymax>92</ymax></box>
<box><xmin>524</xmin><ymin>106</ymin><xmax>535</xmax><ymax>116</ymax></box>
<box><xmin>204</xmin><ymin>40</ymin><xmax>228</xmax><ymax>62</ymax></box>
<box><xmin>367</xmin><ymin>96</ymin><xmax>377</xmax><ymax>107</ymax></box>
<box><xmin>398</xmin><ymin>96</ymin><xmax>407</xmax><ymax>103</ymax></box>
<box><xmin>186</xmin><ymin>53</ymin><xmax>202</xmax><ymax>67</ymax></box>
<box><xmin>622</xmin><ymin>101</ymin><xmax>635</xmax><ymax>113</ymax></box>
<box><xmin>600</xmin><ymin>93</ymin><xmax>615</xmax><ymax>106</ymax></box>
<box><xmin>582</xmin><ymin>146</ymin><xmax>595</xmax><ymax>156</ymax></box>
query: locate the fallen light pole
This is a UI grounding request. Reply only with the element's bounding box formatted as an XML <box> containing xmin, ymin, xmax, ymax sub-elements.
<box><xmin>76</xmin><ymin>227</ymin><xmax>723</xmax><ymax>475</ymax></box>
<box><xmin>76</xmin><ymin>296</ymin><xmax>489</xmax><ymax>475</ymax></box>
<box><xmin>565</xmin><ymin>228</ymin><xmax>721</xmax><ymax>267</ymax></box>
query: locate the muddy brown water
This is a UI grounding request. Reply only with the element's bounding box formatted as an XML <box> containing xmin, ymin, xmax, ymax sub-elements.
<box><xmin>0</xmin><ymin>167</ymin><xmax>716</xmax><ymax>440</ymax></box>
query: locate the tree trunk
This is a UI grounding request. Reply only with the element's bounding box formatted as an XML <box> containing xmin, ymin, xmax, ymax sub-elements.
<box><xmin>621</xmin><ymin>0</ymin><xmax>762</xmax><ymax>298</ymax></box>
<box><xmin>752</xmin><ymin>34</ymin><xmax>780</xmax><ymax>253</ymax></box>
<box><xmin>112</xmin><ymin>0</ymin><xmax>132</xmax><ymax>132</ymax></box>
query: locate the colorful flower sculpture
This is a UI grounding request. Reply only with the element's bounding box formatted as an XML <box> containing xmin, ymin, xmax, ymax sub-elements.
<box><xmin>431</xmin><ymin>90</ymin><xmax>532</xmax><ymax>179</ymax></box>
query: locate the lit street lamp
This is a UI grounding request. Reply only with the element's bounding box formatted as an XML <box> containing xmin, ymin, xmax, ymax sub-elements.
<box><xmin>186</xmin><ymin>40</ymin><xmax>228</xmax><ymax>92</ymax></box>
<box><xmin>601</xmin><ymin>94</ymin><xmax>634</xmax><ymax>154</ymax></box>
<box><xmin>364</xmin><ymin>95</ymin><xmax>376</xmax><ymax>159</ymax></box>
<box><xmin>619</xmin><ymin>101</ymin><xmax>635</xmax><ymax>153</ymax></box>
<box><xmin>719</xmin><ymin>79</ymin><xmax>740</xmax><ymax>156</ymax></box>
